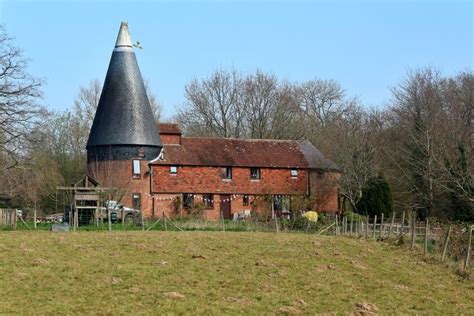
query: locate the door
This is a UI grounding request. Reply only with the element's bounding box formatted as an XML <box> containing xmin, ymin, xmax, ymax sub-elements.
<box><xmin>220</xmin><ymin>195</ymin><xmax>232</xmax><ymax>219</ymax></box>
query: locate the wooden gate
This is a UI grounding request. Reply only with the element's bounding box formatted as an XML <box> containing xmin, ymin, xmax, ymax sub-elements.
<box><xmin>0</xmin><ymin>209</ymin><xmax>17</xmax><ymax>229</ymax></box>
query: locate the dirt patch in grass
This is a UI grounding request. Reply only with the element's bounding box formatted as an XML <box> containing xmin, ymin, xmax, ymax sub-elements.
<box><xmin>0</xmin><ymin>231</ymin><xmax>473</xmax><ymax>314</ymax></box>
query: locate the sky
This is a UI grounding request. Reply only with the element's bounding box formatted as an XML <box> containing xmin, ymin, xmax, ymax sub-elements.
<box><xmin>1</xmin><ymin>0</ymin><xmax>472</xmax><ymax>118</ymax></box>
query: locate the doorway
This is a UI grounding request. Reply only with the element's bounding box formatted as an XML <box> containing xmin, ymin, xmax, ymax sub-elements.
<box><xmin>220</xmin><ymin>194</ymin><xmax>232</xmax><ymax>219</ymax></box>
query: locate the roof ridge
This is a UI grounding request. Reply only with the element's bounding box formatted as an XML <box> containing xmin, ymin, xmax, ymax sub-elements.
<box><xmin>181</xmin><ymin>136</ymin><xmax>300</xmax><ymax>143</ymax></box>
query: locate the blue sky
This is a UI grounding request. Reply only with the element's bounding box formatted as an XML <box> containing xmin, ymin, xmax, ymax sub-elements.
<box><xmin>1</xmin><ymin>0</ymin><xmax>472</xmax><ymax>118</ymax></box>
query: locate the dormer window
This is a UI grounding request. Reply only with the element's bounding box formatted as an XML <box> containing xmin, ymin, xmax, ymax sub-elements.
<box><xmin>133</xmin><ymin>160</ymin><xmax>141</xmax><ymax>179</ymax></box>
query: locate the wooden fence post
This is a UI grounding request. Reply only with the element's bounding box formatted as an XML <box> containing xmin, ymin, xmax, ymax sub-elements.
<box><xmin>411</xmin><ymin>212</ymin><xmax>416</xmax><ymax>249</ymax></box>
<box><xmin>108</xmin><ymin>208</ymin><xmax>112</xmax><ymax>232</ymax></box>
<box><xmin>388</xmin><ymin>212</ymin><xmax>395</xmax><ymax>238</ymax></box>
<box><xmin>350</xmin><ymin>215</ymin><xmax>354</xmax><ymax>236</ymax></box>
<box><xmin>424</xmin><ymin>218</ymin><xmax>429</xmax><ymax>257</ymax></box>
<box><xmin>163</xmin><ymin>211</ymin><xmax>167</xmax><ymax>231</ymax></box>
<box><xmin>372</xmin><ymin>215</ymin><xmax>377</xmax><ymax>239</ymax></box>
<box><xmin>221</xmin><ymin>210</ymin><xmax>226</xmax><ymax>232</ymax></box>
<box><xmin>365</xmin><ymin>216</ymin><xmax>369</xmax><ymax>239</ymax></box>
<box><xmin>346</xmin><ymin>217</ymin><xmax>349</xmax><ymax>235</ymax></box>
<box><xmin>335</xmin><ymin>215</ymin><xmax>338</xmax><ymax>236</ymax></box>
<box><xmin>34</xmin><ymin>200</ymin><xmax>37</xmax><ymax>230</ymax></box>
<box><xmin>380</xmin><ymin>213</ymin><xmax>384</xmax><ymax>239</ymax></box>
<box><xmin>464</xmin><ymin>226</ymin><xmax>473</xmax><ymax>270</ymax></box>
<box><xmin>95</xmin><ymin>207</ymin><xmax>99</xmax><ymax>227</ymax></box>
<box><xmin>399</xmin><ymin>211</ymin><xmax>405</xmax><ymax>236</ymax></box>
<box><xmin>441</xmin><ymin>224</ymin><xmax>451</xmax><ymax>262</ymax></box>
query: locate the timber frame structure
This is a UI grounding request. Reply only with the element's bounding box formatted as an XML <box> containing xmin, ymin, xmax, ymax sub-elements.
<box><xmin>56</xmin><ymin>175</ymin><xmax>111</xmax><ymax>230</ymax></box>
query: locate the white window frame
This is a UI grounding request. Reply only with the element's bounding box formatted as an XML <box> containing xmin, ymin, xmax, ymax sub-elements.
<box><xmin>170</xmin><ymin>166</ymin><xmax>177</xmax><ymax>174</ymax></box>
<box><xmin>133</xmin><ymin>160</ymin><xmax>141</xmax><ymax>178</ymax></box>
<box><xmin>290</xmin><ymin>169</ymin><xmax>298</xmax><ymax>177</ymax></box>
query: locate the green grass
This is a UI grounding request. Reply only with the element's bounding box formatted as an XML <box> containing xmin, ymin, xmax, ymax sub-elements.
<box><xmin>0</xmin><ymin>231</ymin><xmax>473</xmax><ymax>314</ymax></box>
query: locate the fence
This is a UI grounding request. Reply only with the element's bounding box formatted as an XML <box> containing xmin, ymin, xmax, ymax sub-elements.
<box><xmin>0</xmin><ymin>209</ymin><xmax>17</xmax><ymax>229</ymax></box>
<box><xmin>6</xmin><ymin>208</ymin><xmax>473</xmax><ymax>269</ymax></box>
<box><xmin>333</xmin><ymin>212</ymin><xmax>473</xmax><ymax>270</ymax></box>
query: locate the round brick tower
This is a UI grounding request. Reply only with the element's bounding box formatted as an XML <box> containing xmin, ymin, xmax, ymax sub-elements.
<box><xmin>87</xmin><ymin>22</ymin><xmax>162</xmax><ymax>216</ymax></box>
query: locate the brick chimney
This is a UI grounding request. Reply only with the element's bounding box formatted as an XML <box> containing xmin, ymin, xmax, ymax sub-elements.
<box><xmin>158</xmin><ymin>123</ymin><xmax>182</xmax><ymax>145</ymax></box>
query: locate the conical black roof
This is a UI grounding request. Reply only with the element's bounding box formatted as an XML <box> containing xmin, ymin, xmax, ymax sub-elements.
<box><xmin>86</xmin><ymin>22</ymin><xmax>162</xmax><ymax>149</ymax></box>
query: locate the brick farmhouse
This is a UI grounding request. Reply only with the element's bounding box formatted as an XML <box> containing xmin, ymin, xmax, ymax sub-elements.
<box><xmin>86</xmin><ymin>23</ymin><xmax>340</xmax><ymax>220</ymax></box>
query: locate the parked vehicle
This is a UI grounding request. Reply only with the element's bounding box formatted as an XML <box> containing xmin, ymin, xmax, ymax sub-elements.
<box><xmin>98</xmin><ymin>200</ymin><xmax>141</xmax><ymax>224</ymax></box>
<box><xmin>45</xmin><ymin>213</ymin><xmax>64</xmax><ymax>223</ymax></box>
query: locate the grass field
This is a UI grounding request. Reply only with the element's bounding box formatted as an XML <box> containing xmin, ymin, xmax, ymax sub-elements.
<box><xmin>1</xmin><ymin>231</ymin><xmax>473</xmax><ymax>314</ymax></box>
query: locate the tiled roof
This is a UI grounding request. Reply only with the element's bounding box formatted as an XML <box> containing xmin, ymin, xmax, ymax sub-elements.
<box><xmin>87</xmin><ymin>23</ymin><xmax>161</xmax><ymax>149</ymax></box>
<box><xmin>153</xmin><ymin>137</ymin><xmax>339</xmax><ymax>170</ymax></box>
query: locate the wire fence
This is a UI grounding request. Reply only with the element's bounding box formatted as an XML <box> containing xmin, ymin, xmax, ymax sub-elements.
<box><xmin>3</xmin><ymin>209</ymin><xmax>472</xmax><ymax>271</ymax></box>
<box><xmin>330</xmin><ymin>212</ymin><xmax>473</xmax><ymax>271</ymax></box>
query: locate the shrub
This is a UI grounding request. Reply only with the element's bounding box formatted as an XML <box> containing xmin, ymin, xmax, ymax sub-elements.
<box><xmin>356</xmin><ymin>174</ymin><xmax>393</xmax><ymax>217</ymax></box>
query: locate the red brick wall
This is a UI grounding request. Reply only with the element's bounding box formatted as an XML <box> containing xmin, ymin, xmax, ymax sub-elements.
<box><xmin>87</xmin><ymin>159</ymin><xmax>153</xmax><ymax>217</ymax></box>
<box><xmin>308</xmin><ymin>170</ymin><xmax>340</xmax><ymax>212</ymax></box>
<box><xmin>152</xmin><ymin>193</ymin><xmax>265</xmax><ymax>221</ymax></box>
<box><xmin>151</xmin><ymin>165</ymin><xmax>308</xmax><ymax>195</ymax></box>
<box><xmin>160</xmin><ymin>134</ymin><xmax>181</xmax><ymax>145</ymax></box>
<box><xmin>152</xmin><ymin>193</ymin><xmax>180</xmax><ymax>218</ymax></box>
<box><xmin>87</xmin><ymin>160</ymin><xmax>340</xmax><ymax>219</ymax></box>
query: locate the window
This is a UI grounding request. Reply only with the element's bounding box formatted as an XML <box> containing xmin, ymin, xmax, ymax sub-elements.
<box><xmin>133</xmin><ymin>160</ymin><xmax>141</xmax><ymax>179</ymax></box>
<box><xmin>290</xmin><ymin>169</ymin><xmax>298</xmax><ymax>178</ymax></box>
<box><xmin>243</xmin><ymin>195</ymin><xmax>250</xmax><ymax>206</ymax></box>
<box><xmin>202</xmin><ymin>194</ymin><xmax>214</xmax><ymax>209</ymax></box>
<box><xmin>132</xmin><ymin>193</ymin><xmax>141</xmax><ymax>210</ymax></box>
<box><xmin>221</xmin><ymin>167</ymin><xmax>232</xmax><ymax>180</ymax></box>
<box><xmin>170</xmin><ymin>166</ymin><xmax>177</xmax><ymax>174</ymax></box>
<box><xmin>250</xmin><ymin>168</ymin><xmax>261</xmax><ymax>180</ymax></box>
<box><xmin>183</xmin><ymin>193</ymin><xmax>194</xmax><ymax>209</ymax></box>
<box><xmin>317</xmin><ymin>170</ymin><xmax>324</xmax><ymax>180</ymax></box>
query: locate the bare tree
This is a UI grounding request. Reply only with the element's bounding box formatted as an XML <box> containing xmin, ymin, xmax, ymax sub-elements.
<box><xmin>294</xmin><ymin>79</ymin><xmax>351</xmax><ymax>127</ymax></box>
<box><xmin>386</xmin><ymin>68</ymin><xmax>474</xmax><ymax>219</ymax></box>
<box><xmin>177</xmin><ymin>69</ymin><xmax>244</xmax><ymax>138</ymax></box>
<box><xmin>243</xmin><ymin>71</ymin><xmax>303</xmax><ymax>139</ymax></box>
<box><xmin>73</xmin><ymin>79</ymin><xmax>102</xmax><ymax>129</ymax></box>
<box><xmin>0</xmin><ymin>25</ymin><xmax>44</xmax><ymax>170</ymax></box>
<box><xmin>144</xmin><ymin>79</ymin><xmax>162</xmax><ymax>123</ymax></box>
<box><xmin>328</xmin><ymin>106</ymin><xmax>383</xmax><ymax>212</ymax></box>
